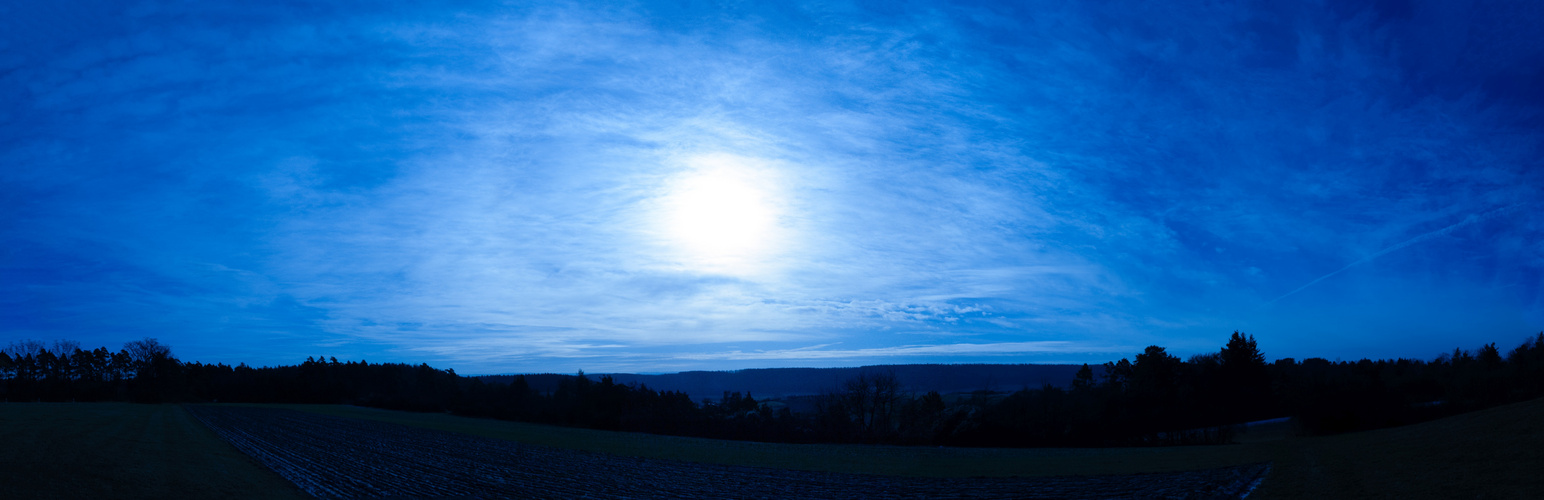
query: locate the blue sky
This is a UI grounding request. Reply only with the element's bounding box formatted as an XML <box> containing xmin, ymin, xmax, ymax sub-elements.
<box><xmin>4</xmin><ymin>1</ymin><xmax>1541</xmax><ymax>374</ymax></box>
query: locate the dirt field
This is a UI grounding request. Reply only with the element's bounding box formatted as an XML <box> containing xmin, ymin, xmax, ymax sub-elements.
<box><xmin>266</xmin><ymin>398</ymin><xmax>1544</xmax><ymax>499</ymax></box>
<box><xmin>188</xmin><ymin>405</ymin><xmax>1269</xmax><ymax>499</ymax></box>
<box><xmin>262</xmin><ymin>403</ymin><xmax>1272</xmax><ymax>478</ymax></box>
<box><xmin>0</xmin><ymin>403</ymin><xmax>307</xmax><ymax>500</ymax></box>
<box><xmin>7</xmin><ymin>399</ymin><xmax>1538</xmax><ymax>499</ymax></box>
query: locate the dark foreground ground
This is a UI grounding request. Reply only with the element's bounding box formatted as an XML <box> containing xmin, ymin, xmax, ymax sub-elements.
<box><xmin>0</xmin><ymin>403</ymin><xmax>307</xmax><ymax>499</ymax></box>
<box><xmin>3</xmin><ymin>398</ymin><xmax>1541</xmax><ymax>499</ymax></box>
<box><xmin>186</xmin><ymin>405</ymin><xmax>1268</xmax><ymax>499</ymax></box>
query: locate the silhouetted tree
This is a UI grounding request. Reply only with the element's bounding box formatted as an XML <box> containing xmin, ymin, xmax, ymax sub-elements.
<box><xmin>807</xmin><ymin>371</ymin><xmax>903</xmax><ymax>443</ymax></box>
<box><xmin>1219</xmin><ymin>331</ymin><xmax>1272</xmax><ymax>420</ymax></box>
<box><xmin>123</xmin><ymin>338</ymin><xmax>180</xmax><ymax>402</ymax></box>
<box><xmin>897</xmin><ymin>390</ymin><xmax>946</xmax><ymax>444</ymax></box>
<box><xmin>1102</xmin><ymin>358</ymin><xmax>1132</xmax><ymax>391</ymax></box>
<box><xmin>3</xmin><ymin>339</ymin><xmax>45</xmax><ymax>359</ymax></box>
<box><xmin>1477</xmin><ymin>343</ymin><xmax>1502</xmax><ymax>368</ymax></box>
<box><xmin>1131</xmin><ymin>346</ymin><xmax>1180</xmax><ymax>397</ymax></box>
<box><xmin>1071</xmin><ymin>364</ymin><xmax>1095</xmax><ymax>391</ymax></box>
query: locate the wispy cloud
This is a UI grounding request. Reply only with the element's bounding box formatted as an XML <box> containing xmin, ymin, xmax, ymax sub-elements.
<box><xmin>4</xmin><ymin>1</ymin><xmax>1541</xmax><ymax>372</ymax></box>
<box><xmin>670</xmin><ymin>341</ymin><xmax>1113</xmax><ymax>361</ymax></box>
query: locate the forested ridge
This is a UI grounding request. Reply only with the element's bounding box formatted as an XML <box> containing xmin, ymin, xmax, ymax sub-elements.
<box><xmin>4</xmin><ymin>332</ymin><xmax>1543</xmax><ymax>447</ymax></box>
<box><xmin>480</xmin><ymin>364</ymin><xmax>1085</xmax><ymax>403</ymax></box>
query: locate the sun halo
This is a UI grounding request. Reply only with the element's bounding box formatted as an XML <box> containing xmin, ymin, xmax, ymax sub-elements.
<box><xmin>659</xmin><ymin>155</ymin><xmax>785</xmax><ymax>275</ymax></box>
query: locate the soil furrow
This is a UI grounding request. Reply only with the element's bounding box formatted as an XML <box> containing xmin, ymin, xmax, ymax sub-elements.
<box><xmin>187</xmin><ymin>405</ymin><xmax>1269</xmax><ymax>499</ymax></box>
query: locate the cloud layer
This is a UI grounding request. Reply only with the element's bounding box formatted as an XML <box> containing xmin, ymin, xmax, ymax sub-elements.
<box><xmin>4</xmin><ymin>1</ymin><xmax>1542</xmax><ymax>373</ymax></box>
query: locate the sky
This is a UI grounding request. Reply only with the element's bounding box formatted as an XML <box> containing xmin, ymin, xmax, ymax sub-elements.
<box><xmin>3</xmin><ymin>1</ymin><xmax>1542</xmax><ymax>374</ymax></box>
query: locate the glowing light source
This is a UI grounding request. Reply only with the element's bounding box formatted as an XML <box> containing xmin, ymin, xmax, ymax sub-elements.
<box><xmin>659</xmin><ymin>154</ymin><xmax>784</xmax><ymax>274</ymax></box>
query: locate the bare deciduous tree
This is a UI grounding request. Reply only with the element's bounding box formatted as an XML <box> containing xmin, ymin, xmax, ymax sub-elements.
<box><xmin>3</xmin><ymin>339</ymin><xmax>46</xmax><ymax>359</ymax></box>
<box><xmin>123</xmin><ymin>337</ymin><xmax>174</xmax><ymax>378</ymax></box>
<box><xmin>51</xmin><ymin>340</ymin><xmax>81</xmax><ymax>356</ymax></box>
<box><xmin>842</xmin><ymin>370</ymin><xmax>901</xmax><ymax>438</ymax></box>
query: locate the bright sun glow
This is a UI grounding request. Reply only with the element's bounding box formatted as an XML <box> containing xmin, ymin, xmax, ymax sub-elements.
<box><xmin>661</xmin><ymin>154</ymin><xmax>784</xmax><ymax>274</ymax></box>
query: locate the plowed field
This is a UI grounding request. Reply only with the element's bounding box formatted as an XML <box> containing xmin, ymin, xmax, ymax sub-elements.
<box><xmin>187</xmin><ymin>405</ymin><xmax>1268</xmax><ymax>499</ymax></box>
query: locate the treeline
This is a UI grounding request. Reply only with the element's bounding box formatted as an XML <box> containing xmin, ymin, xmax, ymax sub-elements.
<box><xmin>943</xmin><ymin>332</ymin><xmax>1544</xmax><ymax>446</ymax></box>
<box><xmin>4</xmin><ymin>332</ymin><xmax>1543</xmax><ymax>447</ymax></box>
<box><xmin>0</xmin><ymin>338</ymin><xmax>182</xmax><ymax>403</ymax></box>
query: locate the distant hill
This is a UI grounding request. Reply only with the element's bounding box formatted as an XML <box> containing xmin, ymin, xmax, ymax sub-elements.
<box><xmin>479</xmin><ymin>364</ymin><xmax>1084</xmax><ymax>403</ymax></box>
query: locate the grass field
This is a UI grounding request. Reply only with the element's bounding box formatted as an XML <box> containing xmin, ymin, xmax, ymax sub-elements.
<box><xmin>0</xmin><ymin>403</ymin><xmax>308</xmax><ymax>500</ymax></box>
<box><xmin>4</xmin><ymin>399</ymin><xmax>1539</xmax><ymax>498</ymax></box>
<box><xmin>1247</xmin><ymin>398</ymin><xmax>1544</xmax><ymax>499</ymax></box>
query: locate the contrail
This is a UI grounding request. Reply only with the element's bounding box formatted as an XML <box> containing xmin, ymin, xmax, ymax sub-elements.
<box><xmin>1268</xmin><ymin>204</ymin><xmax>1517</xmax><ymax>304</ymax></box>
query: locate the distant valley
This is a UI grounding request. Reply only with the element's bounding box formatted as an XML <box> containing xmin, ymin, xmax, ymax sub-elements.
<box><xmin>479</xmin><ymin>363</ymin><xmax>1085</xmax><ymax>403</ymax></box>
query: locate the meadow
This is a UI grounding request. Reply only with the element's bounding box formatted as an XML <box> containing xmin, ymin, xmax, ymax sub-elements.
<box><xmin>3</xmin><ymin>397</ymin><xmax>1540</xmax><ymax>498</ymax></box>
<box><xmin>0</xmin><ymin>403</ymin><xmax>306</xmax><ymax>499</ymax></box>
